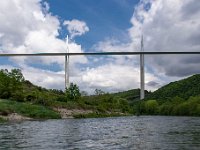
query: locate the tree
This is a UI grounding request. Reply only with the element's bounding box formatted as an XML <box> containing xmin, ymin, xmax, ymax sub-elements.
<box><xmin>8</xmin><ymin>69</ymin><xmax>25</xmax><ymax>82</ymax></box>
<box><xmin>8</xmin><ymin>69</ymin><xmax>24</xmax><ymax>100</ymax></box>
<box><xmin>65</xmin><ymin>83</ymin><xmax>81</xmax><ymax>100</ymax></box>
<box><xmin>0</xmin><ymin>69</ymin><xmax>11</xmax><ymax>98</ymax></box>
<box><xmin>0</xmin><ymin>69</ymin><xmax>25</xmax><ymax>100</ymax></box>
<box><xmin>145</xmin><ymin>100</ymin><xmax>159</xmax><ymax>115</ymax></box>
<box><xmin>94</xmin><ymin>89</ymin><xmax>105</xmax><ymax>95</ymax></box>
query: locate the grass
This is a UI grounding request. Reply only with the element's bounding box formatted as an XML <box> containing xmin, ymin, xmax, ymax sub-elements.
<box><xmin>73</xmin><ymin>112</ymin><xmax>131</xmax><ymax>119</ymax></box>
<box><xmin>0</xmin><ymin>99</ymin><xmax>61</xmax><ymax>119</ymax></box>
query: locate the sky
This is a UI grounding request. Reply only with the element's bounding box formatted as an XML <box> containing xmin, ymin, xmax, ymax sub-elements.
<box><xmin>0</xmin><ymin>0</ymin><xmax>200</xmax><ymax>94</ymax></box>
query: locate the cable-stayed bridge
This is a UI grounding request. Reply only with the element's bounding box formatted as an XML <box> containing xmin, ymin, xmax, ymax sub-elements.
<box><xmin>0</xmin><ymin>51</ymin><xmax>200</xmax><ymax>99</ymax></box>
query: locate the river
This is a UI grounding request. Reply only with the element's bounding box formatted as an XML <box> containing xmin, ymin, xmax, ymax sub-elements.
<box><xmin>0</xmin><ymin>116</ymin><xmax>199</xmax><ymax>150</ymax></box>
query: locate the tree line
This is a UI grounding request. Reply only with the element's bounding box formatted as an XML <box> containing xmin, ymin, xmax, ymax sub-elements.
<box><xmin>1</xmin><ymin>68</ymin><xmax>200</xmax><ymax>117</ymax></box>
<box><xmin>136</xmin><ymin>96</ymin><xmax>200</xmax><ymax>116</ymax></box>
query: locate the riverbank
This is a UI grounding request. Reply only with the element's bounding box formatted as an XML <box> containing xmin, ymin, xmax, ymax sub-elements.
<box><xmin>54</xmin><ymin>108</ymin><xmax>94</xmax><ymax>119</ymax></box>
<box><xmin>0</xmin><ymin>99</ymin><xmax>131</xmax><ymax>122</ymax></box>
<box><xmin>0</xmin><ymin>99</ymin><xmax>61</xmax><ymax>122</ymax></box>
<box><xmin>0</xmin><ymin>113</ymin><xmax>31</xmax><ymax>122</ymax></box>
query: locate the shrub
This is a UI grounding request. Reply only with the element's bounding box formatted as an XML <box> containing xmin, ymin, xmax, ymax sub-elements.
<box><xmin>65</xmin><ymin>83</ymin><xmax>81</xmax><ymax>101</ymax></box>
<box><xmin>145</xmin><ymin>100</ymin><xmax>159</xmax><ymax>115</ymax></box>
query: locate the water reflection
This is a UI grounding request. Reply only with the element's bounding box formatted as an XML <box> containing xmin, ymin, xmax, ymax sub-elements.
<box><xmin>0</xmin><ymin>116</ymin><xmax>200</xmax><ymax>149</ymax></box>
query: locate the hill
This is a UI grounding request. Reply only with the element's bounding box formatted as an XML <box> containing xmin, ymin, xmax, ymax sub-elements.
<box><xmin>111</xmin><ymin>89</ymin><xmax>140</xmax><ymax>100</ymax></box>
<box><xmin>111</xmin><ymin>89</ymin><xmax>150</xmax><ymax>102</ymax></box>
<box><xmin>134</xmin><ymin>74</ymin><xmax>200</xmax><ymax>116</ymax></box>
<box><xmin>146</xmin><ymin>74</ymin><xmax>200</xmax><ymax>101</ymax></box>
<box><xmin>0</xmin><ymin>68</ymin><xmax>135</xmax><ymax>120</ymax></box>
<box><xmin>1</xmin><ymin>68</ymin><xmax>200</xmax><ymax>119</ymax></box>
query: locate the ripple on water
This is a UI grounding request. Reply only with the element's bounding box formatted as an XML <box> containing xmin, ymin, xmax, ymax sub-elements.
<box><xmin>0</xmin><ymin>116</ymin><xmax>200</xmax><ymax>150</ymax></box>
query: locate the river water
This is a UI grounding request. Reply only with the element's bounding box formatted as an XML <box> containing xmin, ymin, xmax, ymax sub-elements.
<box><xmin>0</xmin><ymin>116</ymin><xmax>199</xmax><ymax>150</ymax></box>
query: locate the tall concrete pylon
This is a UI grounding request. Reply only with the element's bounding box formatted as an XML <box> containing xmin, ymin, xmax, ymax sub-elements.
<box><xmin>65</xmin><ymin>35</ymin><xmax>70</xmax><ymax>89</ymax></box>
<box><xmin>140</xmin><ymin>35</ymin><xmax>145</xmax><ymax>100</ymax></box>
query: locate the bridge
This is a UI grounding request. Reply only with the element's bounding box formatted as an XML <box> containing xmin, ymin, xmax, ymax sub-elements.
<box><xmin>0</xmin><ymin>51</ymin><xmax>200</xmax><ymax>99</ymax></box>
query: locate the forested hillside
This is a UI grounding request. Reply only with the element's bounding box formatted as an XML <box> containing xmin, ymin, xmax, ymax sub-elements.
<box><xmin>111</xmin><ymin>89</ymin><xmax>149</xmax><ymax>101</ymax></box>
<box><xmin>136</xmin><ymin>74</ymin><xmax>200</xmax><ymax>116</ymax></box>
<box><xmin>146</xmin><ymin>74</ymin><xmax>200</xmax><ymax>101</ymax></box>
<box><xmin>0</xmin><ymin>69</ymin><xmax>65</xmax><ymax>104</ymax></box>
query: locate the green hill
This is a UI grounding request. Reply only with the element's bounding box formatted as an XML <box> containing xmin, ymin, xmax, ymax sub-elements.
<box><xmin>111</xmin><ymin>89</ymin><xmax>150</xmax><ymax>102</ymax></box>
<box><xmin>134</xmin><ymin>74</ymin><xmax>200</xmax><ymax>116</ymax></box>
<box><xmin>146</xmin><ymin>74</ymin><xmax>200</xmax><ymax>101</ymax></box>
<box><xmin>111</xmin><ymin>89</ymin><xmax>140</xmax><ymax>100</ymax></box>
<box><xmin>0</xmin><ymin>68</ymin><xmax>136</xmax><ymax>119</ymax></box>
<box><xmin>1</xmin><ymin>68</ymin><xmax>200</xmax><ymax>118</ymax></box>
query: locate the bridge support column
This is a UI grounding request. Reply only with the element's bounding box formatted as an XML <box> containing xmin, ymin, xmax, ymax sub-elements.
<box><xmin>140</xmin><ymin>53</ymin><xmax>145</xmax><ymax>100</ymax></box>
<box><xmin>65</xmin><ymin>55</ymin><xmax>69</xmax><ymax>89</ymax></box>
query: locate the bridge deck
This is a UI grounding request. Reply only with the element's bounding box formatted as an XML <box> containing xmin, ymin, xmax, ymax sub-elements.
<box><xmin>0</xmin><ymin>51</ymin><xmax>200</xmax><ymax>56</ymax></box>
<box><xmin>0</xmin><ymin>51</ymin><xmax>200</xmax><ymax>100</ymax></box>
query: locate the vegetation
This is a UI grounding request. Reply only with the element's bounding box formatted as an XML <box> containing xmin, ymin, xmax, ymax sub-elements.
<box><xmin>136</xmin><ymin>96</ymin><xmax>200</xmax><ymax>116</ymax></box>
<box><xmin>73</xmin><ymin>112</ymin><xmax>130</xmax><ymax>119</ymax></box>
<box><xmin>111</xmin><ymin>89</ymin><xmax>149</xmax><ymax>101</ymax></box>
<box><xmin>0</xmin><ymin>68</ymin><xmax>200</xmax><ymax>120</ymax></box>
<box><xmin>130</xmin><ymin>74</ymin><xmax>200</xmax><ymax>116</ymax></box>
<box><xmin>65</xmin><ymin>83</ymin><xmax>81</xmax><ymax>101</ymax></box>
<box><xmin>80</xmin><ymin>94</ymin><xmax>133</xmax><ymax>113</ymax></box>
<box><xmin>0</xmin><ymin>69</ymin><xmax>134</xmax><ymax>120</ymax></box>
<box><xmin>146</xmin><ymin>74</ymin><xmax>200</xmax><ymax>101</ymax></box>
<box><xmin>0</xmin><ymin>100</ymin><xmax>61</xmax><ymax>119</ymax></box>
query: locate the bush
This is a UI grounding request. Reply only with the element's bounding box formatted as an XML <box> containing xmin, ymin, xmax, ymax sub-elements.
<box><xmin>11</xmin><ymin>91</ymin><xmax>25</xmax><ymax>102</ymax></box>
<box><xmin>145</xmin><ymin>100</ymin><xmax>159</xmax><ymax>115</ymax></box>
<box><xmin>97</xmin><ymin>104</ymin><xmax>106</xmax><ymax>112</ymax></box>
<box><xmin>56</xmin><ymin>95</ymin><xmax>68</xmax><ymax>102</ymax></box>
<box><xmin>65</xmin><ymin>83</ymin><xmax>81</xmax><ymax>101</ymax></box>
<box><xmin>158</xmin><ymin>102</ymin><xmax>174</xmax><ymax>115</ymax></box>
<box><xmin>73</xmin><ymin>112</ymin><xmax>128</xmax><ymax>119</ymax></box>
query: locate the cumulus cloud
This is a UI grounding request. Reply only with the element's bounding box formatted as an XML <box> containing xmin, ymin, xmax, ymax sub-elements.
<box><xmin>80</xmin><ymin>63</ymin><xmax>159</xmax><ymax>93</ymax></box>
<box><xmin>0</xmin><ymin>0</ymin><xmax>59</xmax><ymax>47</ymax></box>
<box><xmin>0</xmin><ymin>0</ymin><xmax>87</xmax><ymax>90</ymax></box>
<box><xmin>0</xmin><ymin>0</ymin><xmax>199</xmax><ymax>93</ymax></box>
<box><xmin>90</xmin><ymin>0</ymin><xmax>200</xmax><ymax>92</ymax></box>
<box><xmin>129</xmin><ymin>0</ymin><xmax>200</xmax><ymax>77</ymax></box>
<box><xmin>0</xmin><ymin>0</ymin><xmax>88</xmax><ymax>66</ymax></box>
<box><xmin>0</xmin><ymin>64</ymin><xmax>65</xmax><ymax>90</ymax></box>
<box><xmin>63</xmin><ymin>19</ymin><xmax>89</xmax><ymax>39</ymax></box>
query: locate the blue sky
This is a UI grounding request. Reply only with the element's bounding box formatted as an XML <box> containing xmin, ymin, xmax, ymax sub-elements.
<box><xmin>47</xmin><ymin>0</ymin><xmax>139</xmax><ymax>50</ymax></box>
<box><xmin>0</xmin><ymin>0</ymin><xmax>200</xmax><ymax>93</ymax></box>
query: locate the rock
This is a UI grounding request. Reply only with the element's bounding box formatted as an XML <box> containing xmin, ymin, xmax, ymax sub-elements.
<box><xmin>54</xmin><ymin>108</ymin><xmax>93</xmax><ymax>119</ymax></box>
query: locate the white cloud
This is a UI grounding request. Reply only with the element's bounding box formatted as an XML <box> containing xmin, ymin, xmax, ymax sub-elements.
<box><xmin>22</xmin><ymin>66</ymin><xmax>65</xmax><ymax>90</ymax></box>
<box><xmin>0</xmin><ymin>0</ymin><xmax>88</xmax><ymax>66</ymax></box>
<box><xmin>80</xmin><ymin>63</ymin><xmax>160</xmax><ymax>93</ymax></box>
<box><xmin>0</xmin><ymin>0</ymin><xmax>199</xmax><ymax>93</ymax></box>
<box><xmin>90</xmin><ymin>0</ymin><xmax>200</xmax><ymax>92</ymax></box>
<box><xmin>0</xmin><ymin>0</ymin><xmax>88</xmax><ymax>90</ymax></box>
<box><xmin>92</xmin><ymin>38</ymin><xmax>139</xmax><ymax>66</ymax></box>
<box><xmin>0</xmin><ymin>64</ymin><xmax>65</xmax><ymax>90</ymax></box>
<box><xmin>0</xmin><ymin>0</ymin><xmax>59</xmax><ymax>47</ymax></box>
<box><xmin>63</xmin><ymin>19</ymin><xmax>89</xmax><ymax>39</ymax></box>
<box><xmin>129</xmin><ymin>0</ymin><xmax>200</xmax><ymax>77</ymax></box>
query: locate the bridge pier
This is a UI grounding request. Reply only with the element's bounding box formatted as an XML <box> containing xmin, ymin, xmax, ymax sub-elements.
<box><xmin>65</xmin><ymin>54</ymin><xmax>69</xmax><ymax>89</ymax></box>
<box><xmin>140</xmin><ymin>53</ymin><xmax>145</xmax><ymax>100</ymax></box>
